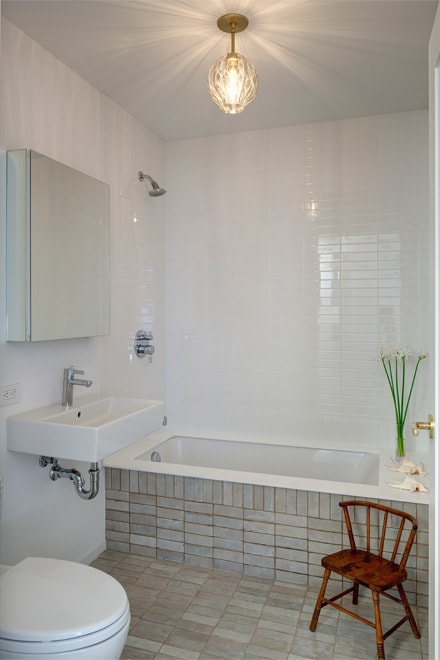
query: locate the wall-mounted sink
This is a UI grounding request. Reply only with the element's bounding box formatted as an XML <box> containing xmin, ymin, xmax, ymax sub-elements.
<box><xmin>7</xmin><ymin>395</ymin><xmax>165</xmax><ymax>462</ymax></box>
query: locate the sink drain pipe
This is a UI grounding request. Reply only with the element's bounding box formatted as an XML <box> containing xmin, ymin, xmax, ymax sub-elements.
<box><xmin>39</xmin><ymin>456</ymin><xmax>100</xmax><ymax>500</ymax></box>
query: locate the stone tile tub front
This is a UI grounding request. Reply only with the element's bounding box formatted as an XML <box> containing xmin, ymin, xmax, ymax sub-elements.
<box><xmin>104</xmin><ymin>432</ymin><xmax>429</xmax><ymax>608</ymax></box>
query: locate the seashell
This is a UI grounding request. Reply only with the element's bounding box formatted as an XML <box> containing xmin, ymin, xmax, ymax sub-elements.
<box><xmin>387</xmin><ymin>458</ymin><xmax>428</xmax><ymax>475</ymax></box>
<box><xmin>388</xmin><ymin>475</ymin><xmax>428</xmax><ymax>493</ymax></box>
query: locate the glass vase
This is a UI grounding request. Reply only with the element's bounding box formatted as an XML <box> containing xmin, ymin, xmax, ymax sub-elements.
<box><xmin>395</xmin><ymin>420</ymin><xmax>406</xmax><ymax>459</ymax></box>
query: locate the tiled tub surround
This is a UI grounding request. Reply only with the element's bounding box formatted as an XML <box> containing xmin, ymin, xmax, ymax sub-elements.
<box><xmin>105</xmin><ymin>468</ymin><xmax>429</xmax><ymax>609</ymax></box>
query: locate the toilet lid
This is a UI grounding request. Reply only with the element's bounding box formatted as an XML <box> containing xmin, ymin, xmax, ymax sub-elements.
<box><xmin>0</xmin><ymin>557</ymin><xmax>129</xmax><ymax>642</ymax></box>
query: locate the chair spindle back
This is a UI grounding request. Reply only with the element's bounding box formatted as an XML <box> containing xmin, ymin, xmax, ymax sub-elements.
<box><xmin>340</xmin><ymin>500</ymin><xmax>417</xmax><ymax>570</ymax></box>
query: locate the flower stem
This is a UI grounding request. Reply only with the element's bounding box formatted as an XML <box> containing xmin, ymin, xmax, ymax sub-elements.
<box><xmin>396</xmin><ymin>420</ymin><xmax>405</xmax><ymax>457</ymax></box>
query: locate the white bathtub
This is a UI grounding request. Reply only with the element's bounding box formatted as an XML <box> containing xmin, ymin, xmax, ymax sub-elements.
<box><xmin>135</xmin><ymin>435</ymin><xmax>379</xmax><ymax>486</ymax></box>
<box><xmin>104</xmin><ymin>429</ymin><xmax>429</xmax><ymax>503</ymax></box>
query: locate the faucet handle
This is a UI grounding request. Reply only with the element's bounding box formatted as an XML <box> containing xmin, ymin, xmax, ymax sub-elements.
<box><xmin>65</xmin><ymin>366</ymin><xmax>84</xmax><ymax>376</ymax></box>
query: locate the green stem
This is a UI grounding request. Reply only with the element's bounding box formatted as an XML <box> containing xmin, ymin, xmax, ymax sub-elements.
<box><xmin>381</xmin><ymin>351</ymin><xmax>427</xmax><ymax>457</ymax></box>
<box><xmin>400</xmin><ymin>356</ymin><xmax>406</xmax><ymax>425</ymax></box>
<box><xmin>402</xmin><ymin>355</ymin><xmax>426</xmax><ymax>425</ymax></box>
<box><xmin>396</xmin><ymin>420</ymin><xmax>405</xmax><ymax>457</ymax></box>
<box><xmin>394</xmin><ymin>357</ymin><xmax>401</xmax><ymax>420</ymax></box>
<box><xmin>382</xmin><ymin>358</ymin><xmax>399</xmax><ymax>422</ymax></box>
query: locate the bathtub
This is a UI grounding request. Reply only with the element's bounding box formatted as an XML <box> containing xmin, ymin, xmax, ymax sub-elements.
<box><xmin>136</xmin><ymin>435</ymin><xmax>378</xmax><ymax>485</ymax></box>
<box><xmin>104</xmin><ymin>429</ymin><xmax>429</xmax><ymax>503</ymax></box>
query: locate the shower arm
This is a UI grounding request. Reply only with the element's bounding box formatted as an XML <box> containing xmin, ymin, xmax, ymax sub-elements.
<box><xmin>138</xmin><ymin>171</ymin><xmax>166</xmax><ymax>195</ymax></box>
<box><xmin>139</xmin><ymin>172</ymin><xmax>155</xmax><ymax>186</ymax></box>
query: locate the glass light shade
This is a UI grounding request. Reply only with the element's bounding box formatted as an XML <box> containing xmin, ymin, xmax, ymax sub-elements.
<box><xmin>208</xmin><ymin>51</ymin><xmax>259</xmax><ymax>114</ymax></box>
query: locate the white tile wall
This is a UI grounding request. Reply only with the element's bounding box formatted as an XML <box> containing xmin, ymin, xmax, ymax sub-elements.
<box><xmin>165</xmin><ymin>111</ymin><xmax>430</xmax><ymax>452</ymax></box>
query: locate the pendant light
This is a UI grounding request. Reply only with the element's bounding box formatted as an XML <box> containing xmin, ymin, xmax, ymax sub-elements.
<box><xmin>208</xmin><ymin>13</ymin><xmax>258</xmax><ymax>114</ymax></box>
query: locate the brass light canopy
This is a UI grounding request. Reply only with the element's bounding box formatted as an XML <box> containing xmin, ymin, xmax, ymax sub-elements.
<box><xmin>208</xmin><ymin>13</ymin><xmax>259</xmax><ymax>115</ymax></box>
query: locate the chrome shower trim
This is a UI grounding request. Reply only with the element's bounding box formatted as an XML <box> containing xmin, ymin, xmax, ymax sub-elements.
<box><xmin>138</xmin><ymin>171</ymin><xmax>166</xmax><ymax>196</ymax></box>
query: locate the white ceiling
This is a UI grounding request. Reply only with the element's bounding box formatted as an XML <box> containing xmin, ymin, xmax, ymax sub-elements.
<box><xmin>2</xmin><ymin>0</ymin><xmax>438</xmax><ymax>141</ymax></box>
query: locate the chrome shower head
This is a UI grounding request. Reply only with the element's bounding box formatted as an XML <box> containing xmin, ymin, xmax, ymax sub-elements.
<box><xmin>138</xmin><ymin>171</ymin><xmax>166</xmax><ymax>196</ymax></box>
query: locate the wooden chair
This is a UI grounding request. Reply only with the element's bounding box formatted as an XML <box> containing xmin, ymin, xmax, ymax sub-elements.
<box><xmin>309</xmin><ymin>500</ymin><xmax>420</xmax><ymax>659</ymax></box>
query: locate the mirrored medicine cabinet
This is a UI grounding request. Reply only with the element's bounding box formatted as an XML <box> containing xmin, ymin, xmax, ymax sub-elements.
<box><xmin>6</xmin><ymin>149</ymin><xmax>110</xmax><ymax>341</ymax></box>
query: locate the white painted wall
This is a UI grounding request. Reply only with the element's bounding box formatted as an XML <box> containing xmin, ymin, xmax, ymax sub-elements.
<box><xmin>0</xmin><ymin>18</ymin><xmax>165</xmax><ymax>565</ymax></box>
<box><xmin>165</xmin><ymin>113</ymin><xmax>431</xmax><ymax>453</ymax></box>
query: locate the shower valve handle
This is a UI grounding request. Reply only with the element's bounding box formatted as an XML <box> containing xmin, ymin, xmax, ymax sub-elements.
<box><xmin>134</xmin><ymin>329</ymin><xmax>155</xmax><ymax>360</ymax></box>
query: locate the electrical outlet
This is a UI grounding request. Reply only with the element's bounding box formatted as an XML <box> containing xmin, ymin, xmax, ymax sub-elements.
<box><xmin>0</xmin><ymin>383</ymin><xmax>21</xmax><ymax>406</ymax></box>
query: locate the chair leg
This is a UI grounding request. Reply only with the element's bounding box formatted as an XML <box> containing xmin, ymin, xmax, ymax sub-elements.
<box><xmin>372</xmin><ymin>591</ymin><xmax>385</xmax><ymax>660</ymax></box>
<box><xmin>310</xmin><ymin>568</ymin><xmax>331</xmax><ymax>632</ymax></box>
<box><xmin>397</xmin><ymin>584</ymin><xmax>421</xmax><ymax>639</ymax></box>
<box><xmin>352</xmin><ymin>581</ymin><xmax>359</xmax><ymax>605</ymax></box>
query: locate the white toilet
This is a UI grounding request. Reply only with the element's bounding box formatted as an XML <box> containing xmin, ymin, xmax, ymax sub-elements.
<box><xmin>0</xmin><ymin>556</ymin><xmax>130</xmax><ymax>659</ymax></box>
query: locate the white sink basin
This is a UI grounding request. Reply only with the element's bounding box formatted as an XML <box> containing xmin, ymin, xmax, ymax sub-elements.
<box><xmin>7</xmin><ymin>395</ymin><xmax>165</xmax><ymax>462</ymax></box>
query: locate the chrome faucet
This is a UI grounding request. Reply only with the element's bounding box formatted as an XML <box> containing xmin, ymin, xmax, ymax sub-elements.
<box><xmin>62</xmin><ymin>366</ymin><xmax>92</xmax><ymax>408</ymax></box>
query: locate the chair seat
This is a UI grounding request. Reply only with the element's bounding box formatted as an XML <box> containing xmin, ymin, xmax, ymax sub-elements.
<box><xmin>322</xmin><ymin>548</ymin><xmax>407</xmax><ymax>591</ymax></box>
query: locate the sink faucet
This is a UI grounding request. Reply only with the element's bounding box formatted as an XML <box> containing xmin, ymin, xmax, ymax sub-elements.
<box><xmin>62</xmin><ymin>366</ymin><xmax>92</xmax><ymax>408</ymax></box>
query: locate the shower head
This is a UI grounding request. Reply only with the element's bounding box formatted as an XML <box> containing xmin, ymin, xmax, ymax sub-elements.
<box><xmin>138</xmin><ymin>171</ymin><xmax>167</xmax><ymax>196</ymax></box>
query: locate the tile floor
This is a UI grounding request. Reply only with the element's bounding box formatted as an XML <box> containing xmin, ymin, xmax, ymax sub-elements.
<box><xmin>92</xmin><ymin>550</ymin><xmax>429</xmax><ymax>660</ymax></box>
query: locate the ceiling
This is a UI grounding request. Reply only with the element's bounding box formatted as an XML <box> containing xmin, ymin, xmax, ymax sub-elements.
<box><xmin>2</xmin><ymin>0</ymin><xmax>438</xmax><ymax>141</ymax></box>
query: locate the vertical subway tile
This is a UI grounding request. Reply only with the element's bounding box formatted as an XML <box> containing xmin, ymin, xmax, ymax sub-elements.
<box><xmin>129</xmin><ymin>470</ymin><xmax>139</xmax><ymax>493</ymax></box>
<box><xmin>147</xmin><ymin>473</ymin><xmax>157</xmax><ymax>495</ymax></box>
<box><xmin>174</xmin><ymin>476</ymin><xmax>184</xmax><ymax>499</ymax></box>
<box><xmin>243</xmin><ymin>484</ymin><xmax>254</xmax><ymax>509</ymax></box>
<box><xmin>120</xmin><ymin>469</ymin><xmax>130</xmax><ymax>492</ymax></box>
<box><xmin>319</xmin><ymin>493</ymin><xmax>330</xmax><ymax>519</ymax></box>
<box><xmin>213</xmin><ymin>480</ymin><xmax>223</xmax><ymax>504</ymax></box>
<box><xmin>286</xmin><ymin>489</ymin><xmax>297</xmax><ymax>514</ymax></box>
<box><xmin>296</xmin><ymin>490</ymin><xmax>308</xmax><ymax>516</ymax></box>
<box><xmin>223</xmin><ymin>481</ymin><xmax>232</xmax><ymax>506</ymax></box>
<box><xmin>202</xmin><ymin>479</ymin><xmax>213</xmax><ymax>503</ymax></box>
<box><xmin>264</xmin><ymin>487</ymin><xmax>274</xmax><ymax>512</ymax></box>
<box><xmin>165</xmin><ymin>475</ymin><xmax>174</xmax><ymax>497</ymax></box>
<box><xmin>156</xmin><ymin>474</ymin><xmax>166</xmax><ymax>496</ymax></box>
<box><xmin>138</xmin><ymin>472</ymin><xmax>147</xmax><ymax>494</ymax></box>
<box><xmin>253</xmin><ymin>485</ymin><xmax>264</xmax><ymax>510</ymax></box>
<box><xmin>275</xmin><ymin>488</ymin><xmax>286</xmax><ymax>514</ymax></box>
<box><xmin>307</xmin><ymin>491</ymin><xmax>319</xmax><ymax>518</ymax></box>
<box><xmin>232</xmin><ymin>483</ymin><xmax>243</xmax><ymax>507</ymax></box>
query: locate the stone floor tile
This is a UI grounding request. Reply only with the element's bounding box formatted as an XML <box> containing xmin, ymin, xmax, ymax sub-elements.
<box><xmin>249</xmin><ymin>628</ymin><xmax>293</xmax><ymax>653</ymax></box>
<box><xmin>200</xmin><ymin>639</ymin><xmax>248</xmax><ymax>658</ymax></box>
<box><xmin>129</xmin><ymin>618</ymin><xmax>173</xmax><ymax>644</ymax></box>
<box><xmin>163</xmin><ymin>578</ymin><xmax>202</xmax><ymax>597</ymax></box>
<box><xmin>165</xmin><ymin>626</ymin><xmax>211</xmax><ymax>653</ymax></box>
<box><xmin>220</xmin><ymin>607</ymin><xmax>261</xmax><ymax>625</ymax></box>
<box><xmin>211</xmin><ymin>621</ymin><xmax>255</xmax><ymax>644</ymax></box>
<box><xmin>257</xmin><ymin>616</ymin><xmax>298</xmax><ymax>635</ymax></box>
<box><xmin>123</xmin><ymin>634</ymin><xmax>162</xmax><ymax>654</ymax></box>
<box><xmin>261</xmin><ymin>605</ymin><xmax>304</xmax><ymax>626</ymax></box>
<box><xmin>155</xmin><ymin>592</ymin><xmax>194</xmax><ymax>611</ymax></box>
<box><xmin>246</xmin><ymin>644</ymin><xmax>289</xmax><ymax>659</ymax></box>
<box><xmin>93</xmin><ymin>552</ymin><xmax>427</xmax><ymax>660</ymax></box>
<box><xmin>142</xmin><ymin>605</ymin><xmax>185</xmax><ymax>626</ymax></box>
<box><xmin>157</xmin><ymin>645</ymin><xmax>201</xmax><ymax>659</ymax></box>
<box><xmin>291</xmin><ymin>632</ymin><xmax>335</xmax><ymax>659</ymax></box>
<box><xmin>185</xmin><ymin>602</ymin><xmax>228</xmax><ymax>620</ymax></box>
